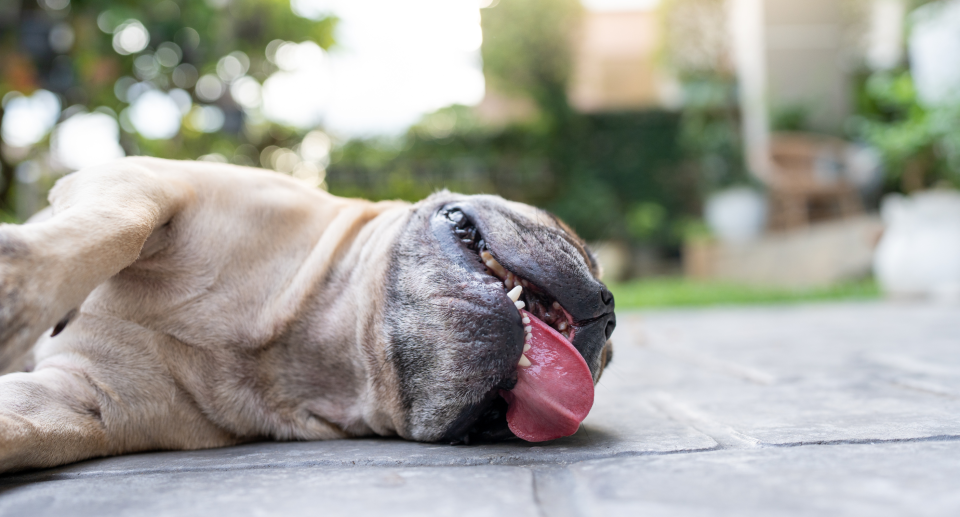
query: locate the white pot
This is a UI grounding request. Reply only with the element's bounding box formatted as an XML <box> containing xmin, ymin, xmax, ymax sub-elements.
<box><xmin>874</xmin><ymin>190</ymin><xmax>960</xmax><ymax>299</ymax></box>
<box><xmin>704</xmin><ymin>187</ymin><xmax>768</xmax><ymax>243</ymax></box>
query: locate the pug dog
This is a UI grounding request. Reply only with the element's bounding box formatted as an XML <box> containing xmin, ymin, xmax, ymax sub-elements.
<box><xmin>0</xmin><ymin>157</ymin><xmax>615</xmax><ymax>473</ymax></box>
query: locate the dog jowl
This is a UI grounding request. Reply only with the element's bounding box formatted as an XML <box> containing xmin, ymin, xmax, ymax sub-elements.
<box><xmin>384</xmin><ymin>193</ymin><xmax>616</xmax><ymax>444</ymax></box>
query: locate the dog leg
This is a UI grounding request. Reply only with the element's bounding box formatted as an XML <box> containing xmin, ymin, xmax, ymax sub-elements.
<box><xmin>0</xmin><ymin>314</ymin><xmax>239</xmax><ymax>474</ymax></box>
<box><xmin>0</xmin><ymin>160</ymin><xmax>190</xmax><ymax>372</ymax></box>
<box><xmin>0</xmin><ymin>367</ymin><xmax>111</xmax><ymax>472</ymax></box>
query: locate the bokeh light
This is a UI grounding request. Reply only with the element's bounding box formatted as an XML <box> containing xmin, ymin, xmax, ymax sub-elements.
<box><xmin>128</xmin><ymin>90</ymin><xmax>182</xmax><ymax>140</ymax></box>
<box><xmin>1</xmin><ymin>90</ymin><xmax>61</xmax><ymax>148</ymax></box>
<box><xmin>112</xmin><ymin>20</ymin><xmax>150</xmax><ymax>55</ymax></box>
<box><xmin>195</xmin><ymin>75</ymin><xmax>225</xmax><ymax>102</ymax></box>
<box><xmin>50</xmin><ymin>112</ymin><xmax>125</xmax><ymax>171</ymax></box>
<box><xmin>186</xmin><ymin>105</ymin><xmax>226</xmax><ymax>133</ymax></box>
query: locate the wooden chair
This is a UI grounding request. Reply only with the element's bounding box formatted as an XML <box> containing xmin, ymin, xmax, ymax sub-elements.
<box><xmin>764</xmin><ymin>132</ymin><xmax>863</xmax><ymax>230</ymax></box>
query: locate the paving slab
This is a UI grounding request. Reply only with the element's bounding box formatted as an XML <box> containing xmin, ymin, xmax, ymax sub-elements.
<box><xmin>541</xmin><ymin>440</ymin><xmax>960</xmax><ymax>517</ymax></box>
<box><xmin>0</xmin><ymin>465</ymin><xmax>541</xmax><ymax>517</ymax></box>
<box><xmin>3</xmin><ymin>440</ymin><xmax>959</xmax><ymax>517</ymax></box>
<box><xmin>614</xmin><ymin>303</ymin><xmax>960</xmax><ymax>445</ymax></box>
<box><xmin>2</xmin><ymin>302</ymin><xmax>959</xmax><ymax>516</ymax></box>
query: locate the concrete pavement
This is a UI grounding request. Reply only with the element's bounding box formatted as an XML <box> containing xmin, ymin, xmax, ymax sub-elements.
<box><xmin>2</xmin><ymin>302</ymin><xmax>959</xmax><ymax>516</ymax></box>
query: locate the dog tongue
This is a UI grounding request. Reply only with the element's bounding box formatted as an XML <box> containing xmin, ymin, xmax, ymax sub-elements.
<box><xmin>500</xmin><ymin>309</ymin><xmax>594</xmax><ymax>442</ymax></box>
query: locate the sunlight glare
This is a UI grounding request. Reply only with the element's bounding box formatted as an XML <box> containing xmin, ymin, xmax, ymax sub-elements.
<box><xmin>275</xmin><ymin>0</ymin><xmax>485</xmax><ymax>136</ymax></box>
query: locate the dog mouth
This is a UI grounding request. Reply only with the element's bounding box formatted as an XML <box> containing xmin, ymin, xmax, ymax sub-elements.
<box><xmin>444</xmin><ymin>208</ymin><xmax>595</xmax><ymax>443</ymax></box>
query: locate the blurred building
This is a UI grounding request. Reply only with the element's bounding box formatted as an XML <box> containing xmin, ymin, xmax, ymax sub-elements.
<box><xmin>476</xmin><ymin>1</ymin><xmax>672</xmax><ymax>124</ymax></box>
<box><xmin>763</xmin><ymin>0</ymin><xmax>858</xmax><ymax>132</ymax></box>
<box><xmin>568</xmin><ymin>7</ymin><xmax>675</xmax><ymax>112</ymax></box>
<box><xmin>733</xmin><ymin>0</ymin><xmax>906</xmax><ymax>174</ymax></box>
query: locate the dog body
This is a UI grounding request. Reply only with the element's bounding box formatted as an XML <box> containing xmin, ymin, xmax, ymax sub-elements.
<box><xmin>0</xmin><ymin>157</ymin><xmax>614</xmax><ymax>473</ymax></box>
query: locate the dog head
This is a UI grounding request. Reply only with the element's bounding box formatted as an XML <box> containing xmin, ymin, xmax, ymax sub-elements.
<box><xmin>373</xmin><ymin>192</ymin><xmax>615</xmax><ymax>443</ymax></box>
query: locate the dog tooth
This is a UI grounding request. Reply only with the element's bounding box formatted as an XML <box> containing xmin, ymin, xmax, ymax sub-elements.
<box><xmin>523</xmin><ymin>343</ymin><xmax>531</xmax><ymax>352</ymax></box>
<box><xmin>507</xmin><ymin>286</ymin><xmax>523</xmax><ymax>302</ymax></box>
<box><xmin>521</xmin><ymin>279</ymin><xmax>528</xmax><ymax>287</ymax></box>
<box><xmin>480</xmin><ymin>251</ymin><xmax>507</xmax><ymax>276</ymax></box>
<box><xmin>514</xmin><ymin>300</ymin><xmax>525</xmax><ymax>310</ymax></box>
<box><xmin>552</xmin><ymin>301</ymin><xmax>561</xmax><ymax>309</ymax></box>
<box><xmin>557</xmin><ymin>322</ymin><xmax>567</xmax><ymax>331</ymax></box>
<box><xmin>518</xmin><ymin>354</ymin><xmax>531</xmax><ymax>367</ymax></box>
<box><xmin>522</xmin><ymin>317</ymin><xmax>530</xmax><ymax>324</ymax></box>
<box><xmin>524</xmin><ymin>325</ymin><xmax>532</xmax><ymax>332</ymax></box>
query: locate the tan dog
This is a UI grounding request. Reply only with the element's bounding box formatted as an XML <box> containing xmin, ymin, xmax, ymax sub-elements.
<box><xmin>0</xmin><ymin>157</ymin><xmax>615</xmax><ymax>473</ymax></box>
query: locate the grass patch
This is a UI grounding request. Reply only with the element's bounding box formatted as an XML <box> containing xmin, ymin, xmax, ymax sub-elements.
<box><xmin>0</xmin><ymin>208</ymin><xmax>17</xmax><ymax>224</ymax></box>
<box><xmin>609</xmin><ymin>277</ymin><xmax>880</xmax><ymax>309</ymax></box>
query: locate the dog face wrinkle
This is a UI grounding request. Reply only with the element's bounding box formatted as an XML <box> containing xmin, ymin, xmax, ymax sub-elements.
<box><xmin>383</xmin><ymin>192</ymin><xmax>615</xmax><ymax>442</ymax></box>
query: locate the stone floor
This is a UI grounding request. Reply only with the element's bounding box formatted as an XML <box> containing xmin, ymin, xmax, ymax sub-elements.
<box><xmin>2</xmin><ymin>302</ymin><xmax>959</xmax><ymax>516</ymax></box>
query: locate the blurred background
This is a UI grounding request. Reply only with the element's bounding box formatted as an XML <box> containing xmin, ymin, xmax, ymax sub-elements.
<box><xmin>1</xmin><ymin>0</ymin><xmax>959</xmax><ymax>307</ymax></box>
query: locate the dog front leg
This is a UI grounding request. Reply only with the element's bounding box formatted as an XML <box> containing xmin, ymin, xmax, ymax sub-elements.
<box><xmin>0</xmin><ymin>368</ymin><xmax>111</xmax><ymax>473</ymax></box>
<box><xmin>0</xmin><ymin>160</ymin><xmax>191</xmax><ymax>372</ymax></box>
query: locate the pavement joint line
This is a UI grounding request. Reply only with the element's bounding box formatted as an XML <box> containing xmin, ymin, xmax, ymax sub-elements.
<box><xmin>647</xmin><ymin>391</ymin><xmax>761</xmax><ymax>449</ymax></box>
<box><xmin>763</xmin><ymin>433</ymin><xmax>960</xmax><ymax>449</ymax></box>
<box><xmin>888</xmin><ymin>377</ymin><xmax>960</xmax><ymax>399</ymax></box>
<box><xmin>530</xmin><ymin>466</ymin><xmax>546</xmax><ymax>517</ymax></box>
<box><xmin>529</xmin><ymin>466</ymin><xmax>586</xmax><ymax>517</ymax></box>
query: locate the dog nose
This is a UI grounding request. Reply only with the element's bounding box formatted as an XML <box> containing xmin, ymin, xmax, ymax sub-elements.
<box><xmin>599</xmin><ymin>286</ymin><xmax>615</xmax><ymax>340</ymax></box>
<box><xmin>600</xmin><ymin>285</ymin><xmax>614</xmax><ymax>311</ymax></box>
<box><xmin>604</xmin><ymin>313</ymin><xmax>616</xmax><ymax>340</ymax></box>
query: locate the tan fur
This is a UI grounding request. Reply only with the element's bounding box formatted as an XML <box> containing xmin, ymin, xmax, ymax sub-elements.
<box><xmin>0</xmin><ymin>157</ymin><xmax>416</xmax><ymax>473</ymax></box>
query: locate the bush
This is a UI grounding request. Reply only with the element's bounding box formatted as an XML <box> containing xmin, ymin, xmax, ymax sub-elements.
<box><xmin>326</xmin><ymin>109</ymin><xmax>694</xmax><ymax>245</ymax></box>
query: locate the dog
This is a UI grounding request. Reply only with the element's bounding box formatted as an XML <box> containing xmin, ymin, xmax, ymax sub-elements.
<box><xmin>0</xmin><ymin>157</ymin><xmax>615</xmax><ymax>473</ymax></box>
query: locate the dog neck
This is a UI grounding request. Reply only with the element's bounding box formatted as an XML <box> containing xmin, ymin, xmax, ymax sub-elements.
<box><xmin>248</xmin><ymin>196</ymin><xmax>415</xmax><ymax>438</ymax></box>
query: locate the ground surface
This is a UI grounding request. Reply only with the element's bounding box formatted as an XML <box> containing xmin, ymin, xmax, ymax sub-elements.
<box><xmin>2</xmin><ymin>302</ymin><xmax>959</xmax><ymax>516</ymax></box>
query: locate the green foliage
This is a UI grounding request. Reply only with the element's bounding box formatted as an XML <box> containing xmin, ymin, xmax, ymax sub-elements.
<box><xmin>658</xmin><ymin>0</ymin><xmax>749</xmax><ymax>196</ymax></box>
<box><xmin>480</xmin><ymin>0</ymin><xmax>582</xmax><ymax>115</ymax></box>
<box><xmin>327</xmin><ymin>110</ymin><xmax>691</xmax><ymax>244</ymax></box>
<box><xmin>0</xmin><ymin>206</ymin><xmax>16</xmax><ymax>223</ymax></box>
<box><xmin>676</xmin><ymin>76</ymin><xmax>750</xmax><ymax>194</ymax></box>
<box><xmin>771</xmin><ymin>104</ymin><xmax>811</xmax><ymax>132</ymax></box>
<box><xmin>0</xmin><ymin>0</ymin><xmax>336</xmax><ymax>214</ymax></box>
<box><xmin>625</xmin><ymin>202</ymin><xmax>667</xmax><ymax>241</ymax></box>
<box><xmin>851</xmin><ymin>70</ymin><xmax>960</xmax><ymax>190</ymax></box>
<box><xmin>609</xmin><ymin>277</ymin><xmax>880</xmax><ymax>309</ymax></box>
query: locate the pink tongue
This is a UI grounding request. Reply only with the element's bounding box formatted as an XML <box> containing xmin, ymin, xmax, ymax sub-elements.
<box><xmin>500</xmin><ymin>309</ymin><xmax>594</xmax><ymax>442</ymax></box>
